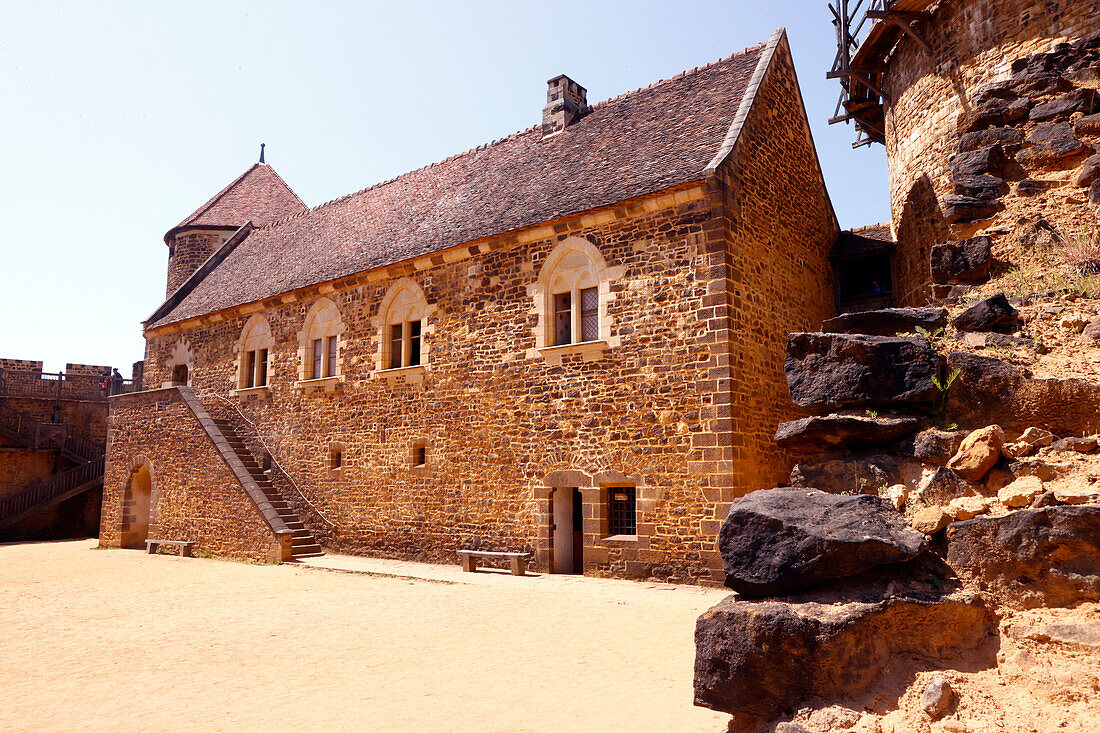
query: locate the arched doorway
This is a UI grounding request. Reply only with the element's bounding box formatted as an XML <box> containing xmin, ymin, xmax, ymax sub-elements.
<box><xmin>120</xmin><ymin>464</ymin><xmax>152</xmax><ymax>549</ymax></box>
<box><xmin>171</xmin><ymin>363</ymin><xmax>189</xmax><ymax>386</ymax></box>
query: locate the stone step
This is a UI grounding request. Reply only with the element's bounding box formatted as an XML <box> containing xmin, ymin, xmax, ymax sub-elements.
<box><xmin>290</xmin><ymin>550</ymin><xmax>324</xmax><ymax>559</ymax></box>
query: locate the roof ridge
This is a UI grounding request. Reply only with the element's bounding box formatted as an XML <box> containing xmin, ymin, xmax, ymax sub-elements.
<box><xmin>587</xmin><ymin>41</ymin><xmax>769</xmax><ymax>112</ymax></box>
<box><xmin>254</xmin><ymin>42</ymin><xmax>768</xmax><ymax>235</ymax></box>
<box><xmin>177</xmin><ymin>163</ymin><xmax>261</xmax><ymax>229</ymax></box>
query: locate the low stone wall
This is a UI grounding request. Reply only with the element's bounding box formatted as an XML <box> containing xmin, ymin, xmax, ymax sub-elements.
<box><xmin>101</xmin><ymin>387</ymin><xmax>287</xmax><ymax>561</ymax></box>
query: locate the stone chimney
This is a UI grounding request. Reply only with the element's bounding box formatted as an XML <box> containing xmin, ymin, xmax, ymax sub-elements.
<box><xmin>542</xmin><ymin>75</ymin><xmax>588</xmax><ymax>137</ymax></box>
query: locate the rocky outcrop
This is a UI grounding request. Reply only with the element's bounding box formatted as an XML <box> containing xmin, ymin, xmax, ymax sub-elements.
<box><xmin>942</xmin><ymin>194</ymin><xmax>1003</xmax><ymax>224</ymax></box>
<box><xmin>1015</xmin><ymin>122</ymin><xmax>1090</xmax><ymax>166</ymax></box>
<box><xmin>774</xmin><ymin>415</ymin><xmax>923</xmax><ymax>454</ymax></box>
<box><xmin>718</xmin><ymin>487</ymin><xmax>927</xmax><ymax>597</ymax></box>
<box><xmin>820</xmin><ymin>307</ymin><xmax>947</xmax><ymax>337</ymax></box>
<box><xmin>930</xmin><ymin>237</ymin><xmax>992</xmax><ymax>285</ymax></box>
<box><xmin>785</xmin><ymin>333</ymin><xmax>940</xmax><ymax>410</ymax></box>
<box><xmin>694</xmin><ymin>566</ymin><xmax>994</xmax><ymax>724</ymax></box>
<box><xmin>916</xmin><ymin>466</ymin><xmax>977</xmax><ymax>506</ymax></box>
<box><xmin>946</xmin><ymin>352</ymin><xmax>1100</xmax><ymax>434</ymax></box>
<box><xmin>945</xmin><ymin>506</ymin><xmax>1100</xmax><ymax>609</ymax></box>
<box><xmin>910</xmin><ymin>428</ymin><xmax>966</xmax><ymax>465</ymax></box>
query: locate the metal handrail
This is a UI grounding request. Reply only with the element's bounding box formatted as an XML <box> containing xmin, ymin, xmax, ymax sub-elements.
<box><xmin>0</xmin><ymin>456</ymin><xmax>105</xmax><ymax>525</ymax></box>
<box><xmin>212</xmin><ymin>393</ymin><xmax>334</xmax><ymax>527</ymax></box>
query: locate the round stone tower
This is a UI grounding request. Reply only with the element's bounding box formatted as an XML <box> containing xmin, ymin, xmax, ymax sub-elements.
<box><xmin>835</xmin><ymin>0</ymin><xmax>1100</xmax><ymax>305</ymax></box>
<box><xmin>163</xmin><ymin>159</ymin><xmax>307</xmax><ymax>296</ymax></box>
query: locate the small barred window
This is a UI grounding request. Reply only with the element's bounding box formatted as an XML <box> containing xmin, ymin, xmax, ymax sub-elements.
<box><xmin>608</xmin><ymin>486</ymin><xmax>636</xmax><ymax>536</ymax></box>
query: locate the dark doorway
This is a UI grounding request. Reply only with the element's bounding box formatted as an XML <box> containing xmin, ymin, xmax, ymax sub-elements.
<box><xmin>171</xmin><ymin>363</ymin><xmax>188</xmax><ymax>386</ymax></box>
<box><xmin>552</xmin><ymin>487</ymin><xmax>583</xmax><ymax>574</ymax></box>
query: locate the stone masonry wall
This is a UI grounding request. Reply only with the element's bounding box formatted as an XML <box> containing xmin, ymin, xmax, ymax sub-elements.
<box><xmin>166</xmin><ymin>229</ymin><xmax>229</xmax><ymax>296</ymax></box>
<box><xmin>126</xmin><ymin>44</ymin><xmax>835</xmax><ymax>582</ymax></box>
<box><xmin>101</xmin><ymin>388</ymin><xmax>283</xmax><ymax>561</ymax></box>
<box><xmin>715</xmin><ymin>36</ymin><xmax>839</xmax><ymax>523</ymax></box>
<box><xmin>883</xmin><ymin>0</ymin><xmax>1100</xmax><ymax>305</ymax></box>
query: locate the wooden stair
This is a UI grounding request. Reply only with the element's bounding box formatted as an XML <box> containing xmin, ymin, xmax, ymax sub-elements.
<box><xmin>211</xmin><ymin>418</ymin><xmax>323</xmax><ymax>559</ymax></box>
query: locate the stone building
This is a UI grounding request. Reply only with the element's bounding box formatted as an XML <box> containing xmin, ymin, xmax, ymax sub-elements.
<box><xmin>1</xmin><ymin>360</ymin><xmax>136</xmax><ymax>540</ymax></box>
<box><xmin>833</xmin><ymin>0</ymin><xmax>1100</xmax><ymax>305</ymax></box>
<box><xmin>101</xmin><ymin>28</ymin><xmax>839</xmax><ymax>583</ymax></box>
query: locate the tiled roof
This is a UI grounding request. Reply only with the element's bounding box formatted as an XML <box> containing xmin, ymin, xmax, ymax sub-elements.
<box><xmin>151</xmin><ymin>41</ymin><xmax>768</xmax><ymax>327</ymax></box>
<box><xmin>831</xmin><ymin>223</ymin><xmax>895</xmax><ymax>260</ymax></box>
<box><xmin>165</xmin><ymin>163</ymin><xmax>307</xmax><ymax>242</ymax></box>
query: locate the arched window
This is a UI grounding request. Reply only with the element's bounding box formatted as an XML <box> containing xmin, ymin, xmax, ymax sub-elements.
<box><xmin>529</xmin><ymin>237</ymin><xmax>625</xmax><ymax>361</ymax></box>
<box><xmin>236</xmin><ymin>314</ymin><xmax>274</xmax><ymax>390</ymax></box>
<box><xmin>373</xmin><ymin>279</ymin><xmax>435</xmax><ymax>378</ymax></box>
<box><xmin>165</xmin><ymin>340</ymin><xmax>194</xmax><ymax>388</ymax></box>
<box><xmin>298</xmin><ymin>298</ymin><xmax>345</xmax><ymax>384</ymax></box>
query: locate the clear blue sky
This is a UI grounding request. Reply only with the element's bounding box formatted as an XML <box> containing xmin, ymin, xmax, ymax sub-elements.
<box><xmin>0</xmin><ymin>1</ymin><xmax>889</xmax><ymax>373</ymax></box>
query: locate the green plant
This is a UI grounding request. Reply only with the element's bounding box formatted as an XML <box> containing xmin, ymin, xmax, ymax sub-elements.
<box><xmin>931</xmin><ymin>367</ymin><xmax>961</xmax><ymax>428</ymax></box>
<box><xmin>915</xmin><ymin>325</ymin><xmax>947</xmax><ymax>347</ymax></box>
<box><xmin>865</xmin><ymin>408</ymin><xmax>879</xmax><ymax>419</ymax></box>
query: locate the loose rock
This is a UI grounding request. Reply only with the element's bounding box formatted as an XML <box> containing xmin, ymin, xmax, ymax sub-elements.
<box><xmin>911</xmin><ymin>429</ymin><xmax>967</xmax><ymax>465</ymax></box>
<box><xmin>1052</xmin><ymin>436</ymin><xmax>1098</xmax><ymax>452</ymax></box>
<box><xmin>951</xmin><ymin>294</ymin><xmax>1018</xmax><ymax>333</ymax></box>
<box><xmin>920</xmin><ymin>677</ymin><xmax>955</xmax><ymax>720</ymax></box>
<box><xmin>1052</xmin><ymin>485</ymin><xmax>1100</xmax><ymax>504</ymax></box>
<box><xmin>917</xmin><ymin>466</ymin><xmax>976</xmax><ymax>506</ymax></box>
<box><xmin>942</xmin><ymin>194</ymin><xmax>1003</xmax><ymax>224</ymax></box>
<box><xmin>947</xmin><ymin>426</ymin><xmax>1005</xmax><ymax>481</ymax></box>
<box><xmin>1082</xmin><ymin>315</ymin><xmax>1100</xmax><ymax>339</ymax></box>
<box><xmin>1078</xmin><ymin>154</ymin><xmax>1100</xmax><ymax>188</ymax></box>
<box><xmin>912</xmin><ymin>506</ymin><xmax>951</xmax><ymax>535</ymax></box>
<box><xmin>717</xmin><ymin>487</ymin><xmax>928</xmax><ymax>597</ymax></box>
<box><xmin>790</xmin><ymin>455</ymin><xmax>900</xmax><ymax>494</ymax></box>
<box><xmin>946</xmin><ymin>496</ymin><xmax>992</xmax><ymax>521</ymax></box>
<box><xmin>998</xmin><ymin>476</ymin><xmax>1045</xmax><ymax>507</ymax></box>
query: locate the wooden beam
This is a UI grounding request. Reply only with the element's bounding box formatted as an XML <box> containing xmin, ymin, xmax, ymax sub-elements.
<box><xmin>866</xmin><ymin>10</ymin><xmax>932</xmax><ymax>53</ymax></box>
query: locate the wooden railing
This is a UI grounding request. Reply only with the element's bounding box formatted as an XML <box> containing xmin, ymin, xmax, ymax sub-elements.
<box><xmin>0</xmin><ymin>457</ymin><xmax>105</xmax><ymax>527</ymax></box>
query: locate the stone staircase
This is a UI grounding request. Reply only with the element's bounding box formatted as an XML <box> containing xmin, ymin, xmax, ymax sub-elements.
<box><xmin>211</xmin><ymin>418</ymin><xmax>323</xmax><ymax>559</ymax></box>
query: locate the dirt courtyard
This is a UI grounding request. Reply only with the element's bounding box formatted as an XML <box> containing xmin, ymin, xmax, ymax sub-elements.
<box><xmin>0</xmin><ymin>540</ymin><xmax>728</xmax><ymax>732</ymax></box>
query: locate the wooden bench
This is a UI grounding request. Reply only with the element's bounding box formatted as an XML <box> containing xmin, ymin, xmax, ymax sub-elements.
<box><xmin>457</xmin><ymin>550</ymin><xmax>531</xmax><ymax>576</ymax></box>
<box><xmin>146</xmin><ymin>539</ymin><xmax>195</xmax><ymax>557</ymax></box>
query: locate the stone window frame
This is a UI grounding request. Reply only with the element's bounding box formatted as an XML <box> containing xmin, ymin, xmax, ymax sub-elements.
<box><xmin>328</xmin><ymin>441</ymin><xmax>345</xmax><ymax>478</ymax></box>
<box><xmin>409</xmin><ymin>438</ymin><xmax>431</xmax><ymax>475</ymax></box>
<box><xmin>296</xmin><ymin>297</ymin><xmax>347</xmax><ymax>394</ymax></box>
<box><xmin>233</xmin><ymin>315</ymin><xmax>274</xmax><ymax>396</ymax></box>
<box><xmin>527</xmin><ymin>237</ymin><xmax>624</xmax><ymax>365</ymax></box>
<box><xmin>164</xmin><ymin>340</ymin><xmax>194</xmax><ymax>388</ymax></box>
<box><xmin>371</xmin><ymin>278</ymin><xmax>437</xmax><ymax>385</ymax></box>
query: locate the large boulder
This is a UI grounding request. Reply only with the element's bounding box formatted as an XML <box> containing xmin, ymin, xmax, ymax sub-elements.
<box><xmin>951</xmin><ymin>293</ymin><xmax>1018</xmax><ymax>332</ymax></box>
<box><xmin>930</xmin><ymin>236</ymin><xmax>992</xmax><ymax>284</ymax></box>
<box><xmin>1077</xmin><ymin>154</ymin><xmax>1100</xmax><ymax>188</ymax></box>
<box><xmin>694</xmin><ymin>565</ymin><xmax>995</xmax><ymax>723</ymax></box>
<box><xmin>789</xmin><ymin>454</ymin><xmax>901</xmax><ymax>494</ymax></box>
<box><xmin>774</xmin><ymin>415</ymin><xmax>923</xmax><ymax>454</ymax></box>
<box><xmin>820</xmin><ymin>307</ymin><xmax>948</xmax><ymax>337</ymax></box>
<box><xmin>718</xmin><ymin>487</ymin><xmax>928</xmax><ymax>597</ymax></box>
<box><xmin>945</xmin><ymin>505</ymin><xmax>1100</xmax><ymax>609</ymax></box>
<box><xmin>785</xmin><ymin>333</ymin><xmax>940</xmax><ymax>410</ymax></box>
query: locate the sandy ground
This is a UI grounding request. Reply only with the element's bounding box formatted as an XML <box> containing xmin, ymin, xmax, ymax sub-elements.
<box><xmin>0</xmin><ymin>540</ymin><xmax>728</xmax><ymax>733</ymax></box>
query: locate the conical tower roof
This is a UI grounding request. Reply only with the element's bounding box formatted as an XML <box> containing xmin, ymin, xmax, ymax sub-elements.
<box><xmin>165</xmin><ymin>162</ymin><xmax>306</xmax><ymax>243</ymax></box>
